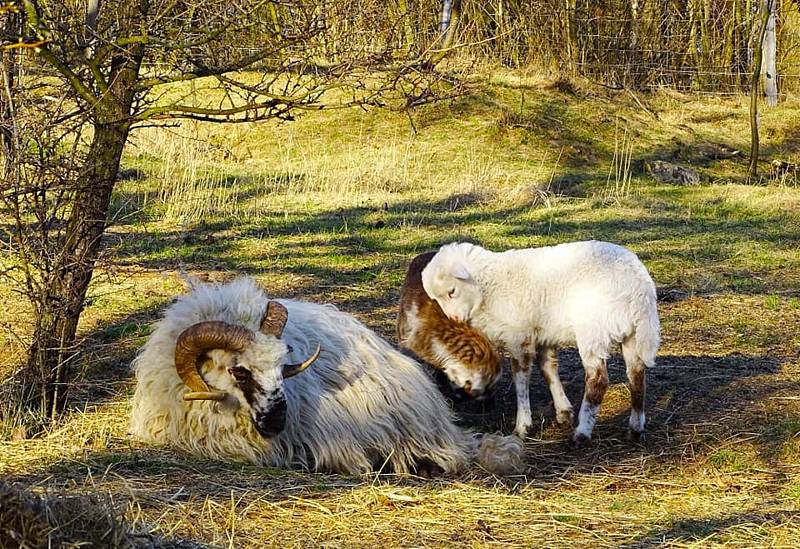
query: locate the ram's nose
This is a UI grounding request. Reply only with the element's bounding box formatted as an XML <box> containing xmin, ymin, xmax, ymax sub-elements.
<box><xmin>254</xmin><ymin>399</ymin><xmax>287</xmax><ymax>438</ymax></box>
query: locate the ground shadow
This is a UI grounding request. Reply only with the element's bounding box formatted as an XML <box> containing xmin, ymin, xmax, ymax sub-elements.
<box><xmin>615</xmin><ymin>510</ymin><xmax>800</xmax><ymax>548</ymax></box>
<box><xmin>6</xmin><ymin>346</ymin><xmax>795</xmax><ymax>487</ymax></box>
<box><xmin>105</xmin><ymin>185</ymin><xmax>800</xmax><ymax>299</ymax></box>
<box><xmin>442</xmin><ymin>349</ymin><xmax>795</xmax><ymax>471</ymax></box>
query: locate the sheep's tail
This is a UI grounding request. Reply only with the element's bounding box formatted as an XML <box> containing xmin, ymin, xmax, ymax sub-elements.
<box><xmin>633</xmin><ymin>286</ymin><xmax>661</xmax><ymax>368</ymax></box>
<box><xmin>473</xmin><ymin>433</ymin><xmax>526</xmax><ymax>475</ymax></box>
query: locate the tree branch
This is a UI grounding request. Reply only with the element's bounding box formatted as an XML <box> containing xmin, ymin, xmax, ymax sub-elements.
<box><xmin>137</xmin><ymin>96</ymin><xmax>331</xmax><ymax>123</ymax></box>
<box><xmin>21</xmin><ymin>0</ymin><xmax>100</xmax><ymax>107</ymax></box>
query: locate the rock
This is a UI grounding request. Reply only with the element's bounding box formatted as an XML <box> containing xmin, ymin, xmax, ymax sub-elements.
<box><xmin>645</xmin><ymin>160</ymin><xmax>700</xmax><ymax>185</ymax></box>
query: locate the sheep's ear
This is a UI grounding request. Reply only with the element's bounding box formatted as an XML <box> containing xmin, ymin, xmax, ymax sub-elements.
<box><xmin>451</xmin><ymin>263</ymin><xmax>471</xmax><ymax>281</ymax></box>
<box><xmin>260</xmin><ymin>301</ymin><xmax>288</xmax><ymax>337</ymax></box>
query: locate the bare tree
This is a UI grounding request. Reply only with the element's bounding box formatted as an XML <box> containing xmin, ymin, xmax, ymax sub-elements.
<box><xmin>0</xmin><ymin>0</ymin><xmax>461</xmax><ymax>422</ymax></box>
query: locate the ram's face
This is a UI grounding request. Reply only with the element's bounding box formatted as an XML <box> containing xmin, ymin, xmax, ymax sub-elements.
<box><xmin>202</xmin><ymin>337</ymin><xmax>291</xmax><ymax>437</ymax></box>
<box><xmin>422</xmin><ymin>258</ymin><xmax>482</xmax><ymax>323</ymax></box>
<box><xmin>174</xmin><ymin>301</ymin><xmax>320</xmax><ymax>439</ymax></box>
<box><xmin>230</xmin><ymin>341</ymin><xmax>290</xmax><ymax>437</ymax></box>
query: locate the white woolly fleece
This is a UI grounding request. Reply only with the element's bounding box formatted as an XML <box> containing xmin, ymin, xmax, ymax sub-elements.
<box><xmin>421</xmin><ymin>241</ymin><xmax>660</xmax><ymax>367</ymax></box>
<box><xmin>129</xmin><ymin>277</ymin><xmax>523</xmax><ymax>475</ymax></box>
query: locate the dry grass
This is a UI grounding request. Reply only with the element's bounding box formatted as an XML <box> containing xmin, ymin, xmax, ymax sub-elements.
<box><xmin>2</xmin><ymin>364</ymin><xmax>799</xmax><ymax>548</ymax></box>
<box><xmin>3</xmin><ymin>73</ymin><xmax>800</xmax><ymax>547</ymax></box>
<box><xmin>604</xmin><ymin>118</ymin><xmax>637</xmax><ymax>203</ymax></box>
<box><xmin>141</xmin><ymin>125</ymin><xmax>559</xmax><ymax>224</ymax></box>
<box><xmin>0</xmin><ymin>479</ymin><xmax>185</xmax><ymax>548</ymax></box>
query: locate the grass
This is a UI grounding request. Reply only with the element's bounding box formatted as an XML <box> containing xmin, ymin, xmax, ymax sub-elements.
<box><xmin>2</xmin><ymin>71</ymin><xmax>800</xmax><ymax>547</ymax></box>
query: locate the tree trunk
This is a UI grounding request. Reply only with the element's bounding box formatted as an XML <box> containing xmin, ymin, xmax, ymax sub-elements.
<box><xmin>628</xmin><ymin>0</ymin><xmax>641</xmax><ymax>86</ymax></box>
<box><xmin>495</xmin><ymin>0</ymin><xmax>504</xmax><ymax>62</ymax></box>
<box><xmin>25</xmin><ymin>122</ymin><xmax>130</xmax><ymax>418</ymax></box>
<box><xmin>563</xmin><ymin>0</ymin><xmax>575</xmax><ymax>72</ymax></box>
<box><xmin>0</xmin><ymin>7</ymin><xmax>19</xmax><ymax>158</ymax></box>
<box><xmin>428</xmin><ymin>0</ymin><xmax>461</xmax><ymax>66</ymax></box>
<box><xmin>760</xmin><ymin>0</ymin><xmax>778</xmax><ymax>106</ymax></box>
<box><xmin>396</xmin><ymin>0</ymin><xmax>416</xmax><ymax>57</ymax></box>
<box><xmin>439</xmin><ymin>0</ymin><xmax>453</xmax><ymax>34</ymax></box>
<box><xmin>22</xmin><ymin>0</ymin><xmax>146</xmax><ymax>416</ymax></box>
<box><xmin>748</xmin><ymin>0</ymin><xmax>772</xmax><ymax>182</ymax></box>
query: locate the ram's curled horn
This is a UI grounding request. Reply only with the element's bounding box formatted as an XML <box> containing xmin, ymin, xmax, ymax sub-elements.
<box><xmin>260</xmin><ymin>300</ymin><xmax>288</xmax><ymax>337</ymax></box>
<box><xmin>282</xmin><ymin>343</ymin><xmax>321</xmax><ymax>379</ymax></box>
<box><xmin>175</xmin><ymin>321</ymin><xmax>255</xmax><ymax>401</ymax></box>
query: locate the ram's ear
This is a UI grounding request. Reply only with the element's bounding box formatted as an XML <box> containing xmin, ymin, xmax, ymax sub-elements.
<box><xmin>451</xmin><ymin>263</ymin><xmax>471</xmax><ymax>281</ymax></box>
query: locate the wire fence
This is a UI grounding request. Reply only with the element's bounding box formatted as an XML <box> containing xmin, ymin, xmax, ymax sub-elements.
<box><xmin>132</xmin><ymin>0</ymin><xmax>800</xmax><ymax>99</ymax></box>
<box><xmin>459</xmin><ymin>0</ymin><xmax>800</xmax><ymax>97</ymax></box>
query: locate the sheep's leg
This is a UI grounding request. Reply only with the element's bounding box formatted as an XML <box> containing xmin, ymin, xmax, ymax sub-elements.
<box><xmin>536</xmin><ymin>345</ymin><xmax>573</xmax><ymax>426</ymax></box>
<box><xmin>572</xmin><ymin>355</ymin><xmax>608</xmax><ymax>446</ymax></box>
<box><xmin>622</xmin><ymin>337</ymin><xmax>646</xmax><ymax>442</ymax></box>
<box><xmin>510</xmin><ymin>355</ymin><xmax>534</xmax><ymax>438</ymax></box>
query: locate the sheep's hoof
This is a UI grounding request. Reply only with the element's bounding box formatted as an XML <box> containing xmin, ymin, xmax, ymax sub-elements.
<box><xmin>556</xmin><ymin>408</ymin><xmax>574</xmax><ymax>426</ymax></box>
<box><xmin>626</xmin><ymin>429</ymin><xmax>646</xmax><ymax>444</ymax></box>
<box><xmin>569</xmin><ymin>432</ymin><xmax>591</xmax><ymax>449</ymax></box>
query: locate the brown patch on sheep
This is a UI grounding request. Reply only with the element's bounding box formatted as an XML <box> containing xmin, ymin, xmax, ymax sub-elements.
<box><xmin>536</xmin><ymin>346</ymin><xmax>557</xmax><ymax>371</ymax></box>
<box><xmin>535</xmin><ymin>346</ymin><xmax>558</xmax><ymax>386</ymax></box>
<box><xmin>397</xmin><ymin>252</ymin><xmax>501</xmax><ymax>385</ymax></box>
<box><xmin>584</xmin><ymin>361</ymin><xmax>609</xmax><ymax>406</ymax></box>
<box><xmin>628</xmin><ymin>364</ymin><xmax>646</xmax><ymax>415</ymax></box>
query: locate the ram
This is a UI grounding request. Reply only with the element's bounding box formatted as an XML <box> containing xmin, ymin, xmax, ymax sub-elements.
<box><xmin>422</xmin><ymin>241</ymin><xmax>660</xmax><ymax>445</ymax></box>
<box><xmin>130</xmin><ymin>277</ymin><xmax>524</xmax><ymax>475</ymax></box>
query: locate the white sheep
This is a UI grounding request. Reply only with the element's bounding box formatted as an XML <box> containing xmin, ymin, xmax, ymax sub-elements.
<box><xmin>421</xmin><ymin>240</ymin><xmax>660</xmax><ymax>445</ymax></box>
<box><xmin>129</xmin><ymin>277</ymin><xmax>525</xmax><ymax>475</ymax></box>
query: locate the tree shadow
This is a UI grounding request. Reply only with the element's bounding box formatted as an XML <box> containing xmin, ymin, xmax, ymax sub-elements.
<box><xmin>0</xmin><ymin>477</ymin><xmax>202</xmax><ymax>548</ymax></box>
<box><xmin>103</xmin><ymin>186</ymin><xmax>800</xmax><ymax>301</ymax></box>
<box><xmin>614</xmin><ymin>510</ymin><xmax>800</xmax><ymax>548</ymax></box>
<box><xmin>442</xmin><ymin>349</ymin><xmax>796</xmax><ymax>472</ymax></box>
<box><xmin>9</xmin><ymin>344</ymin><xmax>796</xmax><ymax>485</ymax></box>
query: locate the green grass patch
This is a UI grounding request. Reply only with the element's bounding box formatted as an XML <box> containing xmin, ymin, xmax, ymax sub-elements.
<box><xmin>708</xmin><ymin>449</ymin><xmax>754</xmax><ymax>472</ymax></box>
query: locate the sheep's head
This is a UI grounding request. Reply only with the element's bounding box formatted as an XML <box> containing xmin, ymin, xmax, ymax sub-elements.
<box><xmin>434</xmin><ymin>324</ymin><xmax>501</xmax><ymax>401</ymax></box>
<box><xmin>421</xmin><ymin>244</ymin><xmax>483</xmax><ymax>323</ymax></box>
<box><xmin>173</xmin><ymin>301</ymin><xmax>320</xmax><ymax>438</ymax></box>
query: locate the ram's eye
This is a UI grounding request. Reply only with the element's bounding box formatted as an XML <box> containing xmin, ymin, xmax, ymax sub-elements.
<box><xmin>447</xmin><ymin>288</ymin><xmax>456</xmax><ymax>298</ymax></box>
<box><xmin>228</xmin><ymin>366</ymin><xmax>252</xmax><ymax>384</ymax></box>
